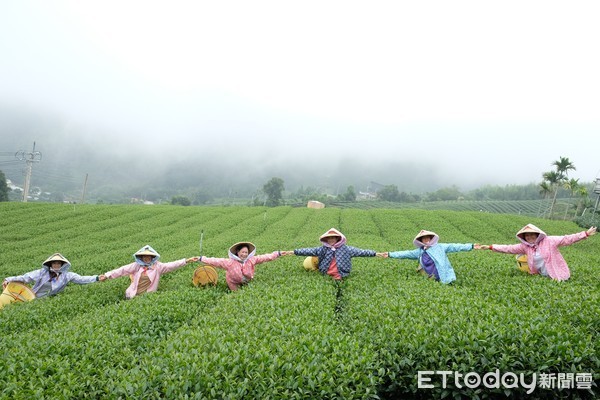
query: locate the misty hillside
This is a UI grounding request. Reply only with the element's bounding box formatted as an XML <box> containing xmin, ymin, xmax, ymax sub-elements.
<box><xmin>1</xmin><ymin>105</ymin><xmax>464</xmax><ymax>202</ymax></box>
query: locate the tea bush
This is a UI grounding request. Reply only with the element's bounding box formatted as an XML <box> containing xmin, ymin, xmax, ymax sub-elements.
<box><xmin>0</xmin><ymin>204</ymin><xmax>597</xmax><ymax>399</ymax></box>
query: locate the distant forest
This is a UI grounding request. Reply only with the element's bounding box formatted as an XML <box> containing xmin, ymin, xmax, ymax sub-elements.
<box><xmin>3</xmin><ymin>166</ymin><xmax>596</xmax><ymax>209</ymax></box>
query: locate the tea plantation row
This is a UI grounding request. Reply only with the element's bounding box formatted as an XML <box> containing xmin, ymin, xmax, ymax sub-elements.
<box><xmin>0</xmin><ymin>203</ymin><xmax>598</xmax><ymax>399</ymax></box>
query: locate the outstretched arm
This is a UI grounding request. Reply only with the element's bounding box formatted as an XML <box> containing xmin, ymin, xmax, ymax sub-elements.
<box><xmin>252</xmin><ymin>252</ymin><xmax>280</xmax><ymax>264</ymax></box>
<box><xmin>67</xmin><ymin>272</ymin><xmax>101</xmax><ymax>285</ymax></box>
<box><xmin>485</xmin><ymin>244</ymin><xmax>526</xmax><ymax>254</ymax></box>
<box><xmin>293</xmin><ymin>247</ymin><xmax>323</xmax><ymax>257</ymax></box>
<box><xmin>346</xmin><ymin>246</ymin><xmax>377</xmax><ymax>257</ymax></box>
<box><xmin>198</xmin><ymin>256</ymin><xmax>231</xmax><ymax>270</ymax></box>
<box><xmin>388</xmin><ymin>249</ymin><xmax>420</xmax><ymax>260</ymax></box>
<box><xmin>3</xmin><ymin>271</ymin><xmax>39</xmax><ymax>287</ymax></box>
<box><xmin>440</xmin><ymin>243</ymin><xmax>476</xmax><ymax>254</ymax></box>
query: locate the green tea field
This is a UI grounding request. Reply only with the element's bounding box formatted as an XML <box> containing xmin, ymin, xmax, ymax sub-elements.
<box><xmin>0</xmin><ymin>203</ymin><xmax>598</xmax><ymax>399</ymax></box>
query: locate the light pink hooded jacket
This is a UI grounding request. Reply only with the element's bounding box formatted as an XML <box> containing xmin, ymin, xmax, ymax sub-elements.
<box><xmin>104</xmin><ymin>245</ymin><xmax>188</xmax><ymax>299</ymax></box>
<box><xmin>199</xmin><ymin>242</ymin><xmax>280</xmax><ymax>291</ymax></box>
<box><xmin>490</xmin><ymin>223</ymin><xmax>589</xmax><ymax>281</ymax></box>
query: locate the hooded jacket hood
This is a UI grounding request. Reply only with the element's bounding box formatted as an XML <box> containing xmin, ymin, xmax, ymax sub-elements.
<box><xmin>42</xmin><ymin>253</ymin><xmax>71</xmax><ymax>274</ymax></box>
<box><xmin>228</xmin><ymin>242</ymin><xmax>257</xmax><ymax>262</ymax></box>
<box><xmin>319</xmin><ymin>228</ymin><xmax>347</xmax><ymax>249</ymax></box>
<box><xmin>134</xmin><ymin>245</ymin><xmax>161</xmax><ymax>266</ymax></box>
<box><xmin>516</xmin><ymin>224</ymin><xmax>546</xmax><ymax>246</ymax></box>
<box><xmin>413</xmin><ymin>230</ymin><xmax>439</xmax><ymax>248</ymax></box>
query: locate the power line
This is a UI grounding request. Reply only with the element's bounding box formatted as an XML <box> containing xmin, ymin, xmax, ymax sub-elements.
<box><xmin>0</xmin><ymin>160</ymin><xmax>23</xmax><ymax>166</ymax></box>
<box><xmin>32</xmin><ymin>169</ymin><xmax>81</xmax><ymax>182</ymax></box>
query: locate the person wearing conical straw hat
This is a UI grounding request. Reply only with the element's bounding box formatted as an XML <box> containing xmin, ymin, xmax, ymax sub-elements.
<box><xmin>385</xmin><ymin>230</ymin><xmax>483</xmax><ymax>284</ymax></box>
<box><xmin>2</xmin><ymin>253</ymin><xmax>104</xmax><ymax>298</ymax></box>
<box><xmin>480</xmin><ymin>224</ymin><xmax>596</xmax><ymax>281</ymax></box>
<box><xmin>99</xmin><ymin>245</ymin><xmax>199</xmax><ymax>299</ymax></box>
<box><xmin>291</xmin><ymin>228</ymin><xmax>386</xmax><ymax>281</ymax></box>
<box><xmin>199</xmin><ymin>242</ymin><xmax>290</xmax><ymax>291</ymax></box>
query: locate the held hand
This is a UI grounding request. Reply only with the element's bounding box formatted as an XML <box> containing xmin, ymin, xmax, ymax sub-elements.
<box><xmin>473</xmin><ymin>243</ymin><xmax>482</xmax><ymax>250</ymax></box>
<box><xmin>478</xmin><ymin>245</ymin><xmax>491</xmax><ymax>250</ymax></box>
<box><xmin>376</xmin><ymin>252</ymin><xmax>388</xmax><ymax>258</ymax></box>
<box><xmin>279</xmin><ymin>251</ymin><xmax>294</xmax><ymax>256</ymax></box>
<box><xmin>98</xmin><ymin>275</ymin><xmax>107</xmax><ymax>282</ymax></box>
<box><xmin>587</xmin><ymin>226</ymin><xmax>597</xmax><ymax>236</ymax></box>
<box><xmin>186</xmin><ymin>257</ymin><xmax>200</xmax><ymax>263</ymax></box>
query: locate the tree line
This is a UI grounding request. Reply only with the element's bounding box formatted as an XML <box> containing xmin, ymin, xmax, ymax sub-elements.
<box><xmin>1</xmin><ymin>156</ymin><xmax>596</xmax><ymax>213</ymax></box>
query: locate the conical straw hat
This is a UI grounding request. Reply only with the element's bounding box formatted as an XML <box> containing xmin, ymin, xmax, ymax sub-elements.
<box><xmin>193</xmin><ymin>265</ymin><xmax>218</xmax><ymax>287</ymax></box>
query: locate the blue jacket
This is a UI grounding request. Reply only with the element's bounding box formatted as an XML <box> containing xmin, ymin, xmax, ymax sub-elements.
<box><xmin>389</xmin><ymin>230</ymin><xmax>473</xmax><ymax>284</ymax></box>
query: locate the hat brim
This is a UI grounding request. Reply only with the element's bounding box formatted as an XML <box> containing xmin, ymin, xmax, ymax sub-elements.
<box><xmin>416</xmin><ymin>234</ymin><xmax>434</xmax><ymax>240</ymax></box>
<box><xmin>321</xmin><ymin>234</ymin><xmax>341</xmax><ymax>240</ymax></box>
<box><xmin>42</xmin><ymin>253</ymin><xmax>68</xmax><ymax>267</ymax></box>
<box><xmin>519</xmin><ymin>229</ymin><xmax>538</xmax><ymax>234</ymax></box>
<box><xmin>230</xmin><ymin>242</ymin><xmax>256</xmax><ymax>254</ymax></box>
<box><xmin>136</xmin><ymin>251</ymin><xmax>157</xmax><ymax>256</ymax></box>
<box><xmin>517</xmin><ymin>229</ymin><xmax>539</xmax><ymax>238</ymax></box>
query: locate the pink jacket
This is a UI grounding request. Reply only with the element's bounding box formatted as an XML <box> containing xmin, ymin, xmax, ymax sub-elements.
<box><xmin>200</xmin><ymin>243</ymin><xmax>280</xmax><ymax>290</ymax></box>
<box><xmin>105</xmin><ymin>259</ymin><xmax>187</xmax><ymax>299</ymax></box>
<box><xmin>491</xmin><ymin>224</ymin><xmax>589</xmax><ymax>281</ymax></box>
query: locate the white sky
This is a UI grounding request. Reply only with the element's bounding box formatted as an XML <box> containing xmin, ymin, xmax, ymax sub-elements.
<box><xmin>1</xmin><ymin>0</ymin><xmax>599</xmax><ymax>188</ymax></box>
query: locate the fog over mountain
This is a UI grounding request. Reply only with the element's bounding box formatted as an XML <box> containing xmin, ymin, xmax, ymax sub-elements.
<box><xmin>1</xmin><ymin>2</ymin><xmax>599</xmax><ymax>201</ymax></box>
<box><xmin>1</xmin><ymin>104</ymin><xmax>445</xmax><ymax>198</ymax></box>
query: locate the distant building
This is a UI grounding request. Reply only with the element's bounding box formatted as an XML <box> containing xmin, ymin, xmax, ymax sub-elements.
<box><xmin>130</xmin><ymin>197</ymin><xmax>155</xmax><ymax>205</ymax></box>
<box><xmin>358</xmin><ymin>191</ymin><xmax>377</xmax><ymax>200</ymax></box>
<box><xmin>6</xmin><ymin>179</ymin><xmax>22</xmax><ymax>192</ymax></box>
<box><xmin>307</xmin><ymin>200</ymin><xmax>325</xmax><ymax>209</ymax></box>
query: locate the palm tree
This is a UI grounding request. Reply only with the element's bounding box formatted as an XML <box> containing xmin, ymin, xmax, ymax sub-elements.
<box><xmin>562</xmin><ymin>178</ymin><xmax>581</xmax><ymax>219</ymax></box>
<box><xmin>542</xmin><ymin>170</ymin><xmax>563</xmax><ymax>218</ymax></box>
<box><xmin>541</xmin><ymin>157</ymin><xmax>577</xmax><ymax>219</ymax></box>
<box><xmin>539</xmin><ymin>181</ymin><xmax>552</xmax><ymax>199</ymax></box>
<box><xmin>552</xmin><ymin>156</ymin><xmax>576</xmax><ymax>178</ymax></box>
<box><xmin>538</xmin><ymin>180</ymin><xmax>553</xmax><ymax>217</ymax></box>
<box><xmin>564</xmin><ymin>178</ymin><xmax>580</xmax><ymax>196</ymax></box>
<box><xmin>575</xmin><ymin>186</ymin><xmax>590</xmax><ymax>216</ymax></box>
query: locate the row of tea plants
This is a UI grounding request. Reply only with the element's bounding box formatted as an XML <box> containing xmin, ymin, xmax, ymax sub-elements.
<box><xmin>0</xmin><ymin>203</ymin><xmax>597</xmax><ymax>399</ymax></box>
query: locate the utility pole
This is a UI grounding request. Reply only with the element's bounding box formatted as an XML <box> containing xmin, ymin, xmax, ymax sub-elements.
<box><xmin>593</xmin><ymin>178</ymin><xmax>600</xmax><ymax>215</ymax></box>
<box><xmin>16</xmin><ymin>142</ymin><xmax>42</xmax><ymax>202</ymax></box>
<box><xmin>81</xmin><ymin>173</ymin><xmax>89</xmax><ymax>204</ymax></box>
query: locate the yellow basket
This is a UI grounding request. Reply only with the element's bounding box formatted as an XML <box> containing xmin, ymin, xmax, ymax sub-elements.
<box><xmin>515</xmin><ymin>255</ymin><xmax>529</xmax><ymax>273</ymax></box>
<box><xmin>303</xmin><ymin>256</ymin><xmax>319</xmax><ymax>271</ymax></box>
<box><xmin>1</xmin><ymin>282</ymin><xmax>36</xmax><ymax>309</ymax></box>
<box><xmin>193</xmin><ymin>265</ymin><xmax>218</xmax><ymax>287</ymax></box>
